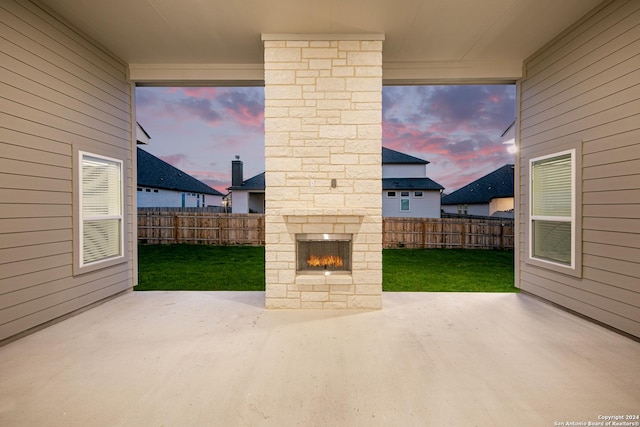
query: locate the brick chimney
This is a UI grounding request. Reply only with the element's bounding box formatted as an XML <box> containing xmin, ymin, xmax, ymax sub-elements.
<box><xmin>231</xmin><ymin>155</ymin><xmax>243</xmax><ymax>187</ymax></box>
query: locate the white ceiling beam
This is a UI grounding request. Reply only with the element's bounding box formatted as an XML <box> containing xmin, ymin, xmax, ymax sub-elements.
<box><xmin>129</xmin><ymin>59</ymin><xmax>522</xmax><ymax>86</ymax></box>
<box><xmin>129</xmin><ymin>64</ymin><xmax>265</xmax><ymax>86</ymax></box>
<box><xmin>382</xmin><ymin>61</ymin><xmax>523</xmax><ymax>85</ymax></box>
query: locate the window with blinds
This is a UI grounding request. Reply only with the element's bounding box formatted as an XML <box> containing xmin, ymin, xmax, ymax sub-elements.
<box><xmin>80</xmin><ymin>152</ymin><xmax>124</xmax><ymax>267</ymax></box>
<box><xmin>529</xmin><ymin>150</ymin><xmax>575</xmax><ymax>268</ymax></box>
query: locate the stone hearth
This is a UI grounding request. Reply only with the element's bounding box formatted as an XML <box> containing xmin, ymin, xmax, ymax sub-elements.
<box><xmin>263</xmin><ymin>34</ymin><xmax>384</xmax><ymax>309</ymax></box>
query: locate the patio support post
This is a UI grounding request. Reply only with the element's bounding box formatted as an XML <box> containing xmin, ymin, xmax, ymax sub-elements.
<box><xmin>262</xmin><ymin>34</ymin><xmax>385</xmax><ymax>309</ymax></box>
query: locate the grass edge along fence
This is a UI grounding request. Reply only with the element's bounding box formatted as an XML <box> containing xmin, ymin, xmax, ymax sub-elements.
<box><xmin>137</xmin><ymin>210</ymin><xmax>514</xmax><ymax>250</ymax></box>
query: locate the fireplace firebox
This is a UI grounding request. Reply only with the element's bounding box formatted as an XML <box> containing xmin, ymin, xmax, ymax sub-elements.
<box><xmin>296</xmin><ymin>234</ymin><xmax>352</xmax><ymax>275</ymax></box>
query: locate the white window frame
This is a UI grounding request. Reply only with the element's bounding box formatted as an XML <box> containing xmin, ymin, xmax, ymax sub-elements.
<box><xmin>413</xmin><ymin>191</ymin><xmax>423</xmax><ymax>198</ymax></box>
<box><xmin>400</xmin><ymin>197</ymin><xmax>410</xmax><ymax>211</ymax></box>
<box><xmin>387</xmin><ymin>191</ymin><xmax>396</xmax><ymax>198</ymax></box>
<box><xmin>78</xmin><ymin>151</ymin><xmax>125</xmax><ymax>270</ymax></box>
<box><xmin>528</xmin><ymin>148</ymin><xmax>576</xmax><ymax>271</ymax></box>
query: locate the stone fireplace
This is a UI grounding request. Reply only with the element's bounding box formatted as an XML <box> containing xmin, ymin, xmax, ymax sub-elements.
<box><xmin>263</xmin><ymin>34</ymin><xmax>384</xmax><ymax>309</ymax></box>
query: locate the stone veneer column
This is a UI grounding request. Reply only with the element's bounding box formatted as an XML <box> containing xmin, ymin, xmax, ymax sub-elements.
<box><xmin>262</xmin><ymin>34</ymin><xmax>384</xmax><ymax>309</ymax></box>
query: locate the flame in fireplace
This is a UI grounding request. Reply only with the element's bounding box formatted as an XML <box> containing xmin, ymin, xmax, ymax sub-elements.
<box><xmin>307</xmin><ymin>255</ymin><xmax>343</xmax><ymax>268</ymax></box>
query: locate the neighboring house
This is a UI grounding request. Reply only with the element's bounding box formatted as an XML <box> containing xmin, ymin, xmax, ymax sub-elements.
<box><xmin>137</xmin><ymin>148</ymin><xmax>223</xmax><ymax>208</ymax></box>
<box><xmin>382</xmin><ymin>147</ymin><xmax>444</xmax><ymax>218</ymax></box>
<box><xmin>441</xmin><ymin>164</ymin><xmax>514</xmax><ymax>217</ymax></box>
<box><xmin>136</xmin><ymin>122</ymin><xmax>151</xmax><ymax>145</ymax></box>
<box><xmin>227</xmin><ymin>157</ymin><xmax>265</xmax><ymax>213</ymax></box>
<box><xmin>227</xmin><ymin>148</ymin><xmax>444</xmax><ymax>217</ymax></box>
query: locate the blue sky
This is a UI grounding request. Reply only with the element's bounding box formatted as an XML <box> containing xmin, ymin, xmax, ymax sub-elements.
<box><xmin>136</xmin><ymin>85</ymin><xmax>515</xmax><ymax>194</ymax></box>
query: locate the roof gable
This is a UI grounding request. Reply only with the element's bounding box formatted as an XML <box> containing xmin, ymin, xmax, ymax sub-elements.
<box><xmin>382</xmin><ymin>147</ymin><xmax>429</xmax><ymax>165</ymax></box>
<box><xmin>137</xmin><ymin>148</ymin><xmax>223</xmax><ymax>196</ymax></box>
<box><xmin>441</xmin><ymin>164</ymin><xmax>514</xmax><ymax>205</ymax></box>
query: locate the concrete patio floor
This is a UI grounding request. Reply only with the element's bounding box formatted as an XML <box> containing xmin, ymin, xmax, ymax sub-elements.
<box><xmin>0</xmin><ymin>292</ymin><xmax>638</xmax><ymax>427</ymax></box>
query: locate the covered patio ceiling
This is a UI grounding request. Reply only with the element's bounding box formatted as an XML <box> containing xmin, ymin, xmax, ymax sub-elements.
<box><xmin>40</xmin><ymin>0</ymin><xmax>602</xmax><ymax>84</ymax></box>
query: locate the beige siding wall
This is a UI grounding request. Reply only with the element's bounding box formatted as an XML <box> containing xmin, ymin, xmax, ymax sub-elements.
<box><xmin>518</xmin><ymin>0</ymin><xmax>640</xmax><ymax>337</ymax></box>
<box><xmin>0</xmin><ymin>1</ymin><xmax>134</xmax><ymax>342</ymax></box>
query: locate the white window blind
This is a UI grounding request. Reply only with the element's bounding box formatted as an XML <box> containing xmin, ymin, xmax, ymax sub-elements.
<box><xmin>80</xmin><ymin>153</ymin><xmax>123</xmax><ymax>266</ymax></box>
<box><xmin>532</xmin><ymin>153</ymin><xmax>572</xmax><ymax>217</ymax></box>
<box><xmin>529</xmin><ymin>150</ymin><xmax>574</xmax><ymax>267</ymax></box>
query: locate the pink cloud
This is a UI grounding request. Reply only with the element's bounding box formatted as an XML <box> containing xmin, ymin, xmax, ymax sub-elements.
<box><xmin>217</xmin><ymin>89</ymin><xmax>265</xmax><ymax>130</ymax></box>
<box><xmin>138</xmin><ymin>85</ymin><xmax>515</xmax><ymax>195</ymax></box>
<box><xmin>179</xmin><ymin>87</ymin><xmax>219</xmax><ymax>99</ymax></box>
<box><xmin>188</xmin><ymin>170</ymin><xmax>230</xmax><ymax>193</ymax></box>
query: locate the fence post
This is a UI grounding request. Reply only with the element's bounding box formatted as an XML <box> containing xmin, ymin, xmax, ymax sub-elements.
<box><xmin>173</xmin><ymin>214</ymin><xmax>179</xmax><ymax>244</ymax></box>
<box><xmin>258</xmin><ymin>215</ymin><xmax>265</xmax><ymax>245</ymax></box>
<box><xmin>461</xmin><ymin>221</ymin><xmax>466</xmax><ymax>249</ymax></box>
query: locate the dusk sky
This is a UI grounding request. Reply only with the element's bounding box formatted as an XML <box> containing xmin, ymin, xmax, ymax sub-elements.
<box><xmin>136</xmin><ymin>85</ymin><xmax>515</xmax><ymax>194</ymax></box>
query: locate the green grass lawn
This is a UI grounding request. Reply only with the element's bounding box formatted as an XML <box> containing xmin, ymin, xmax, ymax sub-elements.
<box><xmin>136</xmin><ymin>245</ymin><xmax>266</xmax><ymax>291</ymax></box>
<box><xmin>136</xmin><ymin>245</ymin><xmax>516</xmax><ymax>292</ymax></box>
<box><xmin>382</xmin><ymin>248</ymin><xmax>516</xmax><ymax>292</ymax></box>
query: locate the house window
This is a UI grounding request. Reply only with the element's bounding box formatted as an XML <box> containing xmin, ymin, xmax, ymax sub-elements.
<box><xmin>146</xmin><ymin>188</ymin><xmax>151</xmax><ymax>192</ymax></box>
<box><xmin>400</xmin><ymin>191</ymin><xmax>409</xmax><ymax>197</ymax></box>
<box><xmin>79</xmin><ymin>152</ymin><xmax>123</xmax><ymax>267</ymax></box>
<box><xmin>529</xmin><ymin>149</ymin><xmax>575</xmax><ymax>268</ymax></box>
<box><xmin>137</xmin><ymin>187</ymin><xmax>142</xmax><ymax>192</ymax></box>
<box><xmin>401</xmin><ymin>198</ymin><xmax>410</xmax><ymax>211</ymax></box>
<box><xmin>387</xmin><ymin>191</ymin><xmax>396</xmax><ymax>197</ymax></box>
<box><xmin>414</xmin><ymin>191</ymin><xmax>423</xmax><ymax>197</ymax></box>
<box><xmin>153</xmin><ymin>189</ymin><xmax>158</xmax><ymax>193</ymax></box>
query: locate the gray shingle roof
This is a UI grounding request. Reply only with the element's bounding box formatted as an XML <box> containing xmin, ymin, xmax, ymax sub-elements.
<box><xmin>137</xmin><ymin>148</ymin><xmax>223</xmax><ymax>196</ymax></box>
<box><xmin>382</xmin><ymin>147</ymin><xmax>429</xmax><ymax>164</ymax></box>
<box><xmin>382</xmin><ymin>178</ymin><xmax>444</xmax><ymax>191</ymax></box>
<box><xmin>441</xmin><ymin>164</ymin><xmax>514</xmax><ymax>205</ymax></box>
<box><xmin>228</xmin><ymin>172</ymin><xmax>265</xmax><ymax>191</ymax></box>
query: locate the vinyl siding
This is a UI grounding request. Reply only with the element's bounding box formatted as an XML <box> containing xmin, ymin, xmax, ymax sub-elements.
<box><xmin>231</xmin><ymin>191</ymin><xmax>250</xmax><ymax>213</ymax></box>
<box><xmin>0</xmin><ymin>0</ymin><xmax>134</xmax><ymax>342</ymax></box>
<box><xmin>136</xmin><ymin>188</ymin><xmax>220</xmax><ymax>208</ymax></box>
<box><xmin>382</xmin><ymin>164</ymin><xmax>425</xmax><ymax>179</ymax></box>
<box><xmin>441</xmin><ymin>203</ymin><xmax>489</xmax><ymax>216</ymax></box>
<box><xmin>382</xmin><ymin>191</ymin><xmax>441</xmax><ymax>218</ymax></box>
<box><xmin>518</xmin><ymin>0</ymin><xmax>640</xmax><ymax>337</ymax></box>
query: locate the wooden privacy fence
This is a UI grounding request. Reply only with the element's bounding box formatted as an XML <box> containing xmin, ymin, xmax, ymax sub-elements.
<box><xmin>137</xmin><ymin>210</ymin><xmax>514</xmax><ymax>249</ymax></box>
<box><xmin>138</xmin><ymin>210</ymin><xmax>265</xmax><ymax>245</ymax></box>
<box><xmin>382</xmin><ymin>217</ymin><xmax>514</xmax><ymax>249</ymax></box>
